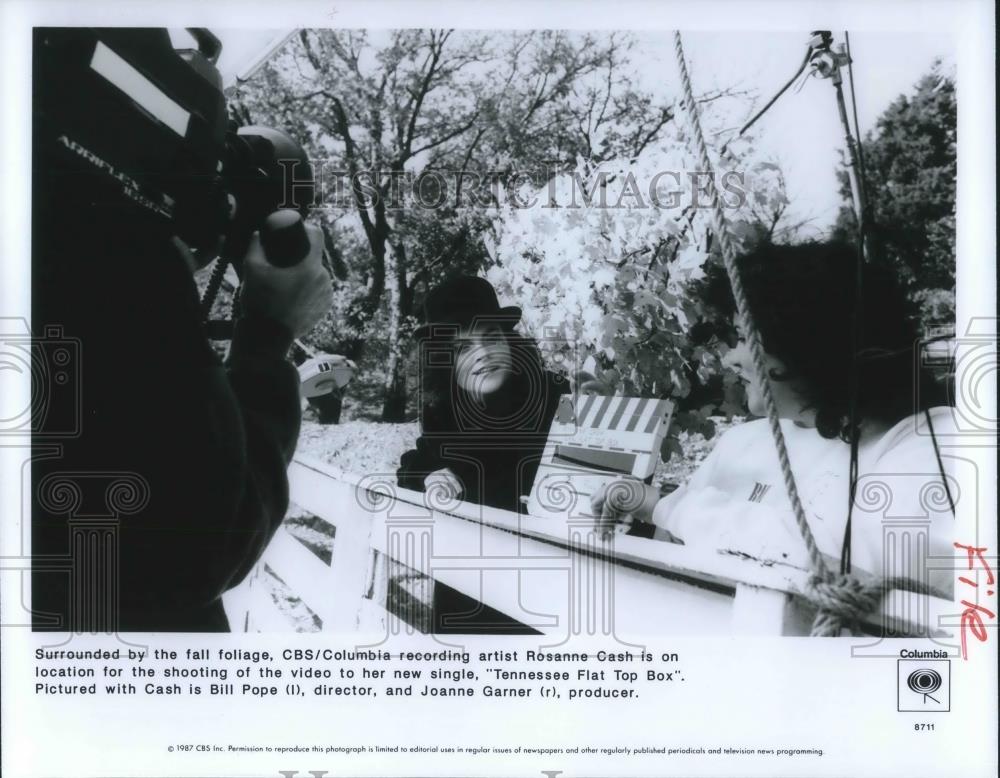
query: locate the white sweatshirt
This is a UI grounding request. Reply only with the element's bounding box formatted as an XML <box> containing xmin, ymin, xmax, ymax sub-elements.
<box><xmin>652</xmin><ymin>407</ymin><xmax>957</xmax><ymax>594</ymax></box>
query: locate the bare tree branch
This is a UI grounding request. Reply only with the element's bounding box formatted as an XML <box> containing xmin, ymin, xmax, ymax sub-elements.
<box><xmin>400</xmin><ymin>31</ymin><xmax>448</xmax><ymax>162</ymax></box>
<box><xmin>409</xmin><ymin>111</ymin><xmax>480</xmax><ymax>158</ymax></box>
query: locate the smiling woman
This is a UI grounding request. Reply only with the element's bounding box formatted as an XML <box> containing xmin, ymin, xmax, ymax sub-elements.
<box><xmin>454</xmin><ymin>322</ymin><xmax>514</xmax><ymax>396</ymax></box>
<box><xmin>396</xmin><ymin>276</ymin><xmax>568</xmax><ymax>634</ymax></box>
<box><xmin>397</xmin><ymin>276</ymin><xmax>567</xmax><ymax>516</ymax></box>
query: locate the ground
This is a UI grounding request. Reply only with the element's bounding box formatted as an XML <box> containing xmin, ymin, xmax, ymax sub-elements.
<box><xmin>296</xmin><ymin>419</ymin><xmax>419</xmax><ymax>477</ymax></box>
<box><xmin>294</xmin><ymin>417</ymin><xmax>735</xmax><ymax>485</ymax></box>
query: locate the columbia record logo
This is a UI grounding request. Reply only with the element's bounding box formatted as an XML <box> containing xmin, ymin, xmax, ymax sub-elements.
<box><xmin>897</xmin><ymin>659</ymin><xmax>950</xmax><ymax>712</ymax></box>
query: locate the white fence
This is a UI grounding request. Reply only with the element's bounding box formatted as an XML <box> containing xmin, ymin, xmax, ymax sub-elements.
<box><xmin>223</xmin><ymin>454</ymin><xmax>954</xmax><ymax>639</ymax></box>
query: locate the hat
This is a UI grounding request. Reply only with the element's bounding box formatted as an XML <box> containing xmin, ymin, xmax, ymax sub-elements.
<box><xmin>414</xmin><ymin>276</ymin><xmax>521</xmax><ymax>340</ymax></box>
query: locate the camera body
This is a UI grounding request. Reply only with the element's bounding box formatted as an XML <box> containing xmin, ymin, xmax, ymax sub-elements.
<box><xmin>34</xmin><ymin>28</ymin><xmax>314</xmax><ymax>261</ymax></box>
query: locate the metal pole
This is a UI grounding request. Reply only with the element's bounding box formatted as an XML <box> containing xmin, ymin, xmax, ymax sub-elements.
<box><xmin>830</xmin><ymin>46</ymin><xmax>868</xmax><ymax>230</ymax></box>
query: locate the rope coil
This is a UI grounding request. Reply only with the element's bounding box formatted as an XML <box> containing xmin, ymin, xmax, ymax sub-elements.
<box><xmin>672</xmin><ymin>31</ymin><xmax>873</xmax><ymax>636</ymax></box>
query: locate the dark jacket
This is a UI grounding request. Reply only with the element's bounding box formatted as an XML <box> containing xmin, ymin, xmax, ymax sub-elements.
<box><xmin>397</xmin><ymin>368</ymin><xmax>567</xmax><ymax>515</ymax></box>
<box><xmin>31</xmin><ymin>154</ymin><xmax>299</xmax><ymax>633</ymax></box>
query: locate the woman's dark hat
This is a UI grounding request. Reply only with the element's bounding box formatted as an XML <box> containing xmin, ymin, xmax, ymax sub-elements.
<box><xmin>414</xmin><ymin>276</ymin><xmax>521</xmax><ymax>341</ymax></box>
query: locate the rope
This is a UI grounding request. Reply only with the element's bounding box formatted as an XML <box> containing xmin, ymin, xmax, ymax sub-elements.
<box><xmin>806</xmin><ymin>574</ymin><xmax>936</xmax><ymax>635</ymax></box>
<box><xmin>672</xmin><ymin>32</ymin><xmax>863</xmax><ymax>636</ymax></box>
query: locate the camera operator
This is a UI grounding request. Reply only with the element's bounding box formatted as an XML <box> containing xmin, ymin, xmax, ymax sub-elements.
<box><xmin>31</xmin><ymin>36</ymin><xmax>332</xmax><ymax>631</ymax></box>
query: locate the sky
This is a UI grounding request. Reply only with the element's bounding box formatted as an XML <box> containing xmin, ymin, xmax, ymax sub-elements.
<box><xmin>657</xmin><ymin>31</ymin><xmax>951</xmax><ymax>233</ymax></box>
<box><xmin>211</xmin><ymin>28</ymin><xmax>951</xmax><ymax>235</ymax></box>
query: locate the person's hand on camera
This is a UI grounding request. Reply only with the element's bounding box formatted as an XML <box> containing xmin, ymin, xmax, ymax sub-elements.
<box><xmin>590</xmin><ymin>479</ymin><xmax>659</xmax><ymax>539</ymax></box>
<box><xmin>424</xmin><ymin>468</ymin><xmax>463</xmax><ymax>501</ymax></box>
<box><xmin>240</xmin><ymin>221</ymin><xmax>332</xmax><ymax>338</ymax></box>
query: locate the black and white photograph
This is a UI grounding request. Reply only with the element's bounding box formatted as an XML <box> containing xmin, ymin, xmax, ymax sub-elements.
<box><xmin>1</xmin><ymin>2</ymin><xmax>996</xmax><ymax>777</ymax></box>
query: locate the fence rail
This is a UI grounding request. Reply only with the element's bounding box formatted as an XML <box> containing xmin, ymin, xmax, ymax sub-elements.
<box><xmin>223</xmin><ymin>454</ymin><xmax>954</xmax><ymax>639</ymax></box>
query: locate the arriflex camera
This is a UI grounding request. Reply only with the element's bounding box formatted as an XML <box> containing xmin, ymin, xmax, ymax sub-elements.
<box><xmin>33</xmin><ymin>28</ymin><xmax>315</xmax><ymax>267</ymax></box>
<box><xmin>34</xmin><ymin>29</ymin><xmax>355</xmax><ymax>399</ymax></box>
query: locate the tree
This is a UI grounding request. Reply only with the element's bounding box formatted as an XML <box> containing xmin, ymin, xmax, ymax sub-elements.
<box><xmin>485</xmin><ymin>135</ymin><xmax>790</xmax><ymax>458</ymax></box>
<box><xmin>832</xmin><ymin>59</ymin><xmax>956</xmax><ymax>325</ymax></box>
<box><xmin>230</xmin><ymin>30</ymin><xmax>678</xmax><ymax>420</ymax></box>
